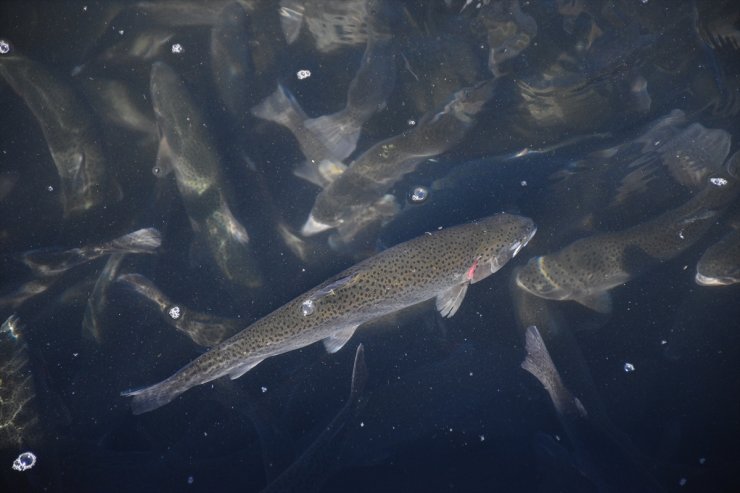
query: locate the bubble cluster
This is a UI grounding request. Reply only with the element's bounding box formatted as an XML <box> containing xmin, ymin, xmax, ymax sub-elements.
<box><xmin>296</xmin><ymin>69</ymin><xmax>311</xmax><ymax>80</ymax></box>
<box><xmin>168</xmin><ymin>306</ymin><xmax>181</xmax><ymax>320</ymax></box>
<box><xmin>171</xmin><ymin>43</ymin><xmax>184</xmax><ymax>54</ymax></box>
<box><xmin>12</xmin><ymin>452</ymin><xmax>36</xmax><ymax>472</ymax></box>
<box><xmin>710</xmin><ymin>177</ymin><xmax>728</xmax><ymax>187</ymax></box>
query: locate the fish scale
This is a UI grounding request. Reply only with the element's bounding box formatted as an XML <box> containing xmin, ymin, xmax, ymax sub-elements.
<box><xmin>123</xmin><ymin>213</ymin><xmax>536</xmax><ymax>414</ymax></box>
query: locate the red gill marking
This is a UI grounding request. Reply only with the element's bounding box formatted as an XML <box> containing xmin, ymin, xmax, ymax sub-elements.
<box><xmin>466</xmin><ymin>258</ymin><xmax>479</xmax><ymax>281</ymax></box>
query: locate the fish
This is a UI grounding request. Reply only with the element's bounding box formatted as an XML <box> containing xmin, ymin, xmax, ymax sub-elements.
<box><xmin>695</xmin><ymin>228</ymin><xmax>740</xmax><ymax>286</ymax></box>
<box><xmin>0</xmin><ymin>43</ymin><xmax>122</xmax><ymax>217</ymax></box>
<box><xmin>117</xmin><ymin>273</ymin><xmax>241</xmax><ymax>347</ymax></box>
<box><xmin>251</xmin><ymin>83</ymin><xmax>347</xmax><ymax>187</ymax></box>
<box><xmin>516</xmin><ymin>155</ymin><xmax>739</xmax><ymax>313</ymax></box>
<box><xmin>302</xmin><ymin>79</ymin><xmax>496</xmax><ymax>235</ymax></box>
<box><xmin>302</xmin><ymin>0</ymin><xmax>397</xmax><ymax>166</ymax></box>
<box><xmin>122</xmin><ymin>213</ymin><xmax>536</xmax><ymax>414</ymax></box>
<box><xmin>20</xmin><ymin>228</ymin><xmax>161</xmax><ymax>277</ymax></box>
<box><xmin>253</xmin><ymin>2</ymin><xmax>397</xmax><ymax>189</ymax></box>
<box><xmin>82</xmin><ymin>253</ymin><xmax>126</xmax><ymax>343</ymax></box>
<box><xmin>261</xmin><ymin>344</ymin><xmax>367</xmax><ymax>493</ymax></box>
<box><xmin>151</xmin><ymin>61</ymin><xmax>262</xmax><ymax>288</ymax></box>
<box><xmin>521</xmin><ymin>326</ymin><xmax>663</xmax><ymax>492</ymax></box>
<box><xmin>80</xmin><ymin>78</ymin><xmax>157</xmax><ymax>137</ymax></box>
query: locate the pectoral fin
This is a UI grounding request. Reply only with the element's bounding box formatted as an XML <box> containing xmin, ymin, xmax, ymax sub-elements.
<box><xmin>574</xmin><ymin>292</ymin><xmax>612</xmax><ymax>314</ymax></box>
<box><xmin>436</xmin><ymin>283</ymin><xmax>469</xmax><ymax>318</ymax></box>
<box><xmin>228</xmin><ymin>359</ymin><xmax>264</xmax><ymax>380</ymax></box>
<box><xmin>323</xmin><ymin>325</ymin><xmax>359</xmax><ymax>354</ymax></box>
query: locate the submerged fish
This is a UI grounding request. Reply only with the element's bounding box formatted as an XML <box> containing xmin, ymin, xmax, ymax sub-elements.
<box><xmin>117</xmin><ymin>273</ymin><xmax>241</xmax><ymax>347</ymax></box>
<box><xmin>521</xmin><ymin>326</ymin><xmax>662</xmax><ymax>492</ymax></box>
<box><xmin>82</xmin><ymin>253</ymin><xmax>126</xmax><ymax>343</ymax></box>
<box><xmin>0</xmin><ymin>43</ymin><xmax>122</xmax><ymax>217</ymax></box>
<box><xmin>21</xmin><ymin>228</ymin><xmax>161</xmax><ymax>277</ymax></box>
<box><xmin>261</xmin><ymin>344</ymin><xmax>368</xmax><ymax>493</ymax></box>
<box><xmin>302</xmin><ymin>1</ymin><xmax>397</xmax><ymax>169</ymax></box>
<box><xmin>516</xmin><ymin>156</ymin><xmax>739</xmax><ymax>313</ymax></box>
<box><xmin>253</xmin><ymin>2</ymin><xmax>396</xmax><ymax>188</ymax></box>
<box><xmin>695</xmin><ymin>228</ymin><xmax>740</xmax><ymax>286</ymax></box>
<box><xmin>151</xmin><ymin>61</ymin><xmax>262</xmax><ymax>288</ymax></box>
<box><xmin>122</xmin><ymin>213</ymin><xmax>536</xmax><ymax>414</ymax></box>
<box><xmin>303</xmin><ymin>79</ymin><xmax>496</xmax><ymax>235</ymax></box>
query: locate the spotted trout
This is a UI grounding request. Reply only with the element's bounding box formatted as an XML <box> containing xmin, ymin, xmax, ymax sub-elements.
<box><xmin>123</xmin><ymin>213</ymin><xmax>536</xmax><ymax>414</ymax></box>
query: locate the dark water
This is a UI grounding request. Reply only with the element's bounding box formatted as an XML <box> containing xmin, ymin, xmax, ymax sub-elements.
<box><xmin>1</xmin><ymin>1</ymin><xmax>739</xmax><ymax>492</ymax></box>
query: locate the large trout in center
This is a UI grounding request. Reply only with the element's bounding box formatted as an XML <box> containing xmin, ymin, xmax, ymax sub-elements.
<box><xmin>123</xmin><ymin>213</ymin><xmax>536</xmax><ymax>414</ymax></box>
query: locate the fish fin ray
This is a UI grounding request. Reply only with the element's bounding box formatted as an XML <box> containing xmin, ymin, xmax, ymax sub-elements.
<box><xmin>435</xmin><ymin>283</ymin><xmax>468</xmax><ymax>318</ymax></box>
<box><xmin>323</xmin><ymin>325</ymin><xmax>359</xmax><ymax>354</ymax></box>
<box><xmin>304</xmin><ymin>112</ymin><xmax>359</xmax><ymax>161</ymax></box>
<box><xmin>294</xmin><ymin>161</ymin><xmax>325</xmax><ymax>187</ymax></box>
<box><xmin>575</xmin><ymin>292</ymin><xmax>612</xmax><ymax>313</ymax></box>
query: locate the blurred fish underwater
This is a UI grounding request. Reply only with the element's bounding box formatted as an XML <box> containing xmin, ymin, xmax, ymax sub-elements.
<box><xmin>1</xmin><ymin>0</ymin><xmax>739</xmax><ymax>492</ymax></box>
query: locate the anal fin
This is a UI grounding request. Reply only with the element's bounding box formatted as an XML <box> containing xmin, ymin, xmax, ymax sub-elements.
<box><xmin>574</xmin><ymin>291</ymin><xmax>612</xmax><ymax>314</ymax></box>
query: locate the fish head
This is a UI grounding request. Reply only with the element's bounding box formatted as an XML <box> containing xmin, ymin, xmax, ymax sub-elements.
<box><xmin>515</xmin><ymin>256</ymin><xmax>570</xmax><ymax>300</ymax></box>
<box><xmin>468</xmin><ymin>213</ymin><xmax>536</xmax><ymax>283</ymax></box>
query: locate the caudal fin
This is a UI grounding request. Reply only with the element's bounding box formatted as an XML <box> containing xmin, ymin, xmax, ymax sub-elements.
<box><xmin>121</xmin><ymin>378</ymin><xmax>187</xmax><ymax>415</ymax></box>
<box><xmin>251</xmin><ymin>84</ymin><xmax>306</xmax><ymax>129</ymax></box>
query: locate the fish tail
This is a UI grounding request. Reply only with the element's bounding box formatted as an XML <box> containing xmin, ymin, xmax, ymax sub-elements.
<box><xmin>121</xmin><ymin>379</ymin><xmax>186</xmax><ymax>415</ymax></box>
<box><xmin>122</xmin><ymin>362</ymin><xmax>207</xmax><ymax>415</ymax></box>
<box><xmin>251</xmin><ymin>84</ymin><xmax>305</xmax><ymax>129</ymax></box>
<box><xmin>304</xmin><ymin>111</ymin><xmax>359</xmax><ymax>161</ymax></box>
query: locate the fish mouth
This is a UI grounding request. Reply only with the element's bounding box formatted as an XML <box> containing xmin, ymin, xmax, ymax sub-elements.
<box><xmin>510</xmin><ymin>226</ymin><xmax>537</xmax><ymax>258</ymax></box>
<box><xmin>301</xmin><ymin>213</ymin><xmax>334</xmax><ymax>236</ymax></box>
<box><xmin>695</xmin><ymin>272</ymin><xmax>735</xmax><ymax>286</ymax></box>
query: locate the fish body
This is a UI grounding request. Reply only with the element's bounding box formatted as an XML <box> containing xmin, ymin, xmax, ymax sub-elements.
<box><xmin>261</xmin><ymin>344</ymin><xmax>367</xmax><ymax>493</ymax></box>
<box><xmin>0</xmin><ymin>47</ymin><xmax>121</xmax><ymax>217</ymax></box>
<box><xmin>303</xmin><ymin>79</ymin><xmax>496</xmax><ymax>235</ymax></box>
<box><xmin>522</xmin><ymin>326</ymin><xmax>662</xmax><ymax>492</ymax></box>
<box><xmin>151</xmin><ymin>62</ymin><xmax>262</xmax><ymax>288</ymax></box>
<box><xmin>21</xmin><ymin>228</ymin><xmax>161</xmax><ymax>277</ymax></box>
<box><xmin>302</xmin><ymin>2</ymin><xmax>397</xmax><ymax>165</ymax></box>
<box><xmin>118</xmin><ymin>273</ymin><xmax>241</xmax><ymax>347</ymax></box>
<box><xmin>517</xmin><ymin>164</ymin><xmax>739</xmax><ymax>312</ymax></box>
<box><xmin>695</xmin><ymin>228</ymin><xmax>740</xmax><ymax>286</ymax></box>
<box><xmin>123</xmin><ymin>213</ymin><xmax>536</xmax><ymax>414</ymax></box>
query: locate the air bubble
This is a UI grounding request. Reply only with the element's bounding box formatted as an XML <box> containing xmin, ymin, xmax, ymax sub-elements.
<box><xmin>623</xmin><ymin>362</ymin><xmax>635</xmax><ymax>373</ymax></box>
<box><xmin>408</xmin><ymin>186</ymin><xmax>429</xmax><ymax>204</ymax></box>
<box><xmin>0</xmin><ymin>39</ymin><xmax>10</xmax><ymax>54</ymax></box>
<box><xmin>12</xmin><ymin>452</ymin><xmax>36</xmax><ymax>472</ymax></box>
<box><xmin>301</xmin><ymin>299</ymin><xmax>315</xmax><ymax>316</ymax></box>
